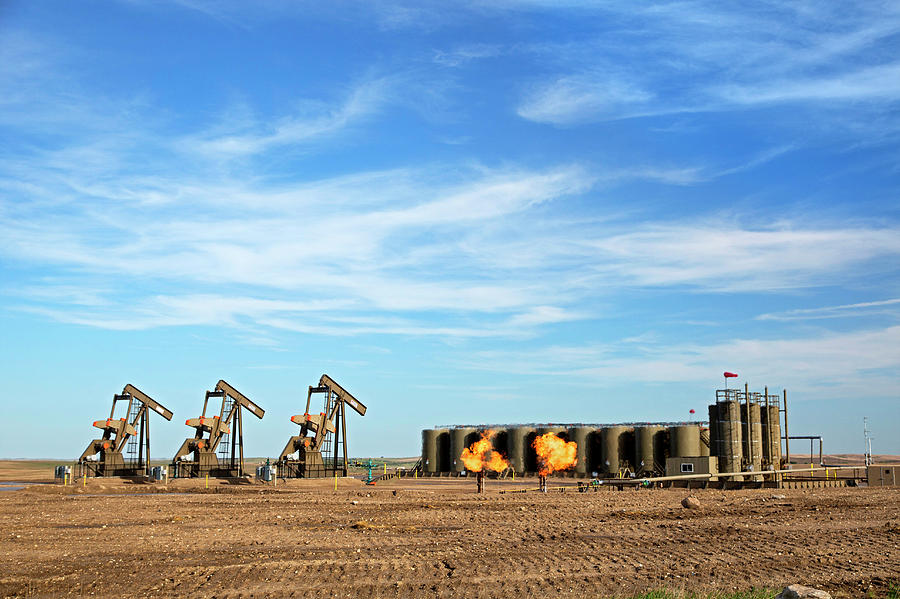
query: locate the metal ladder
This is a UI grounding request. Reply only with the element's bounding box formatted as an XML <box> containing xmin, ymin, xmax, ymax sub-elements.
<box><xmin>125</xmin><ymin>401</ymin><xmax>142</xmax><ymax>465</ymax></box>
<box><xmin>319</xmin><ymin>389</ymin><xmax>341</xmax><ymax>476</ymax></box>
<box><xmin>218</xmin><ymin>394</ymin><xmax>234</xmax><ymax>467</ymax></box>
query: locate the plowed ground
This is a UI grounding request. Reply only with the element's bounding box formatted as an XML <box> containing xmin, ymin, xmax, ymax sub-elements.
<box><xmin>1</xmin><ymin>476</ymin><xmax>898</xmax><ymax>598</ymax></box>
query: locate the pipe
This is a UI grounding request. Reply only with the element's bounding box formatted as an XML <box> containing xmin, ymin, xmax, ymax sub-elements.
<box><xmin>504</xmin><ymin>465</ymin><xmax>868</xmax><ymax>493</ymax></box>
<box><xmin>745</xmin><ymin>382</ymin><xmax>753</xmax><ymax>472</ymax></box>
<box><xmin>783</xmin><ymin>389</ymin><xmax>790</xmax><ymax>467</ymax></box>
<box><xmin>628</xmin><ymin>464</ymin><xmax>866</xmax><ymax>485</ymax></box>
<box><xmin>637</xmin><ymin>472</ymin><xmax>714</xmax><ymax>482</ymax></box>
<box><xmin>713</xmin><ymin>465</ymin><xmax>862</xmax><ymax>478</ymax></box>
<box><xmin>764</xmin><ymin>386</ymin><xmax>769</xmax><ymax>468</ymax></box>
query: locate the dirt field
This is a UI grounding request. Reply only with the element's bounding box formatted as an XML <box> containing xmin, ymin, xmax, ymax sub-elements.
<box><xmin>1</xmin><ymin>465</ymin><xmax>898</xmax><ymax>598</ymax></box>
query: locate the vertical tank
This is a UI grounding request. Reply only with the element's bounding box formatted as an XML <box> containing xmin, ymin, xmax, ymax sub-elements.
<box><xmin>601</xmin><ymin>426</ymin><xmax>629</xmax><ymax>476</ymax></box>
<box><xmin>422</xmin><ymin>429</ymin><xmax>445</xmax><ymax>474</ymax></box>
<box><xmin>741</xmin><ymin>403</ymin><xmax>763</xmax><ymax>480</ymax></box>
<box><xmin>508</xmin><ymin>426</ymin><xmax>535</xmax><ymax>475</ymax></box>
<box><xmin>761</xmin><ymin>405</ymin><xmax>782</xmax><ymax>470</ymax></box>
<box><xmin>707</xmin><ymin>404</ymin><xmax>719</xmax><ymax>457</ymax></box>
<box><xmin>669</xmin><ymin>425</ymin><xmax>701</xmax><ymax>457</ymax></box>
<box><xmin>635</xmin><ymin>425</ymin><xmax>666</xmax><ymax>476</ymax></box>
<box><xmin>569</xmin><ymin>426</ymin><xmax>593</xmax><ymax>478</ymax></box>
<box><xmin>450</xmin><ymin>427</ymin><xmax>476</xmax><ymax>474</ymax></box>
<box><xmin>768</xmin><ymin>405</ymin><xmax>782</xmax><ymax>469</ymax></box>
<box><xmin>717</xmin><ymin>400</ymin><xmax>743</xmax><ymax>480</ymax></box>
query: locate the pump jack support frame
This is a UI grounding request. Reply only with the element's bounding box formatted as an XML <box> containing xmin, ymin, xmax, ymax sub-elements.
<box><xmin>277</xmin><ymin>374</ymin><xmax>367</xmax><ymax>479</ymax></box>
<box><xmin>78</xmin><ymin>384</ymin><xmax>173</xmax><ymax>478</ymax></box>
<box><xmin>171</xmin><ymin>380</ymin><xmax>264</xmax><ymax>479</ymax></box>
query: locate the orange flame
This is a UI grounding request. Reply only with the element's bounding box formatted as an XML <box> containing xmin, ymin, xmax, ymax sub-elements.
<box><xmin>533</xmin><ymin>432</ymin><xmax>577</xmax><ymax>476</ymax></box>
<box><xmin>460</xmin><ymin>430</ymin><xmax>509</xmax><ymax>473</ymax></box>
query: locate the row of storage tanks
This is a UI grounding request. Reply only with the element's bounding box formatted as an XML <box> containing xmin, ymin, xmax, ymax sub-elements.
<box><xmin>421</xmin><ymin>424</ymin><xmax>710</xmax><ymax>477</ymax></box>
<box><xmin>422</xmin><ymin>401</ymin><xmax>783</xmax><ymax>478</ymax></box>
<box><xmin>709</xmin><ymin>400</ymin><xmax>782</xmax><ymax>478</ymax></box>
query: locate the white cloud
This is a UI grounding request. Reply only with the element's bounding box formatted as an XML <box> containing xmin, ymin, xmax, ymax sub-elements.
<box><xmin>433</xmin><ymin>44</ymin><xmax>504</xmax><ymax>67</ymax></box>
<box><xmin>182</xmin><ymin>77</ymin><xmax>392</xmax><ymax>159</ymax></box>
<box><xmin>515</xmin><ymin>4</ymin><xmax>900</xmax><ymax>125</ymax></box>
<box><xmin>715</xmin><ymin>62</ymin><xmax>900</xmax><ymax>106</ymax></box>
<box><xmin>586</xmin><ymin>224</ymin><xmax>900</xmax><ymax>291</ymax></box>
<box><xmin>461</xmin><ymin>325</ymin><xmax>900</xmax><ymax>398</ymax></box>
<box><xmin>3</xmin><ymin>2</ymin><xmax>899</xmax><ymax>344</ymax></box>
<box><xmin>505</xmin><ymin>306</ymin><xmax>582</xmax><ymax>327</ymax></box>
<box><xmin>757</xmin><ymin>299</ymin><xmax>900</xmax><ymax>322</ymax></box>
<box><xmin>5</xmin><ymin>159</ymin><xmax>900</xmax><ymax>334</ymax></box>
<box><xmin>517</xmin><ymin>74</ymin><xmax>653</xmax><ymax>125</ymax></box>
<box><xmin>0</xmin><ymin>164</ymin><xmax>595</xmax><ymax>299</ymax></box>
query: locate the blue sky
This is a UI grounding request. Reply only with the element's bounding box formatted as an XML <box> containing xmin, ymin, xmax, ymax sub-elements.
<box><xmin>1</xmin><ymin>1</ymin><xmax>898</xmax><ymax>459</ymax></box>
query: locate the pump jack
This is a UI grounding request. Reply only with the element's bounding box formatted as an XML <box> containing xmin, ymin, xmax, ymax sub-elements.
<box><xmin>277</xmin><ymin>374</ymin><xmax>367</xmax><ymax>478</ymax></box>
<box><xmin>79</xmin><ymin>384</ymin><xmax>173</xmax><ymax>477</ymax></box>
<box><xmin>171</xmin><ymin>380</ymin><xmax>264</xmax><ymax>478</ymax></box>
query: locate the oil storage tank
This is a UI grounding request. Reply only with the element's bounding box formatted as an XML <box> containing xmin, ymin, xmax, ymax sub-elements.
<box><xmin>741</xmin><ymin>403</ymin><xmax>763</xmax><ymax>480</ymax></box>
<box><xmin>716</xmin><ymin>400</ymin><xmax>743</xmax><ymax>481</ymax></box>
<box><xmin>635</xmin><ymin>425</ymin><xmax>666</xmax><ymax>476</ymax></box>
<box><xmin>422</xmin><ymin>428</ymin><xmax>448</xmax><ymax>475</ymax></box>
<box><xmin>601</xmin><ymin>426</ymin><xmax>632</xmax><ymax>476</ymax></box>
<box><xmin>669</xmin><ymin>425</ymin><xmax>701</xmax><ymax>457</ymax></box>
<box><xmin>508</xmin><ymin>426</ymin><xmax>535</xmax><ymax>475</ymax></box>
<box><xmin>761</xmin><ymin>405</ymin><xmax>782</xmax><ymax>472</ymax></box>
<box><xmin>708</xmin><ymin>405</ymin><xmax>719</xmax><ymax>458</ymax></box>
<box><xmin>450</xmin><ymin>427</ymin><xmax>477</xmax><ymax>474</ymax></box>
<box><xmin>569</xmin><ymin>426</ymin><xmax>594</xmax><ymax>478</ymax></box>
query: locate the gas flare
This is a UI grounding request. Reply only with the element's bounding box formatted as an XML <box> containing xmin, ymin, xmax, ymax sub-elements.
<box><xmin>533</xmin><ymin>432</ymin><xmax>577</xmax><ymax>476</ymax></box>
<box><xmin>460</xmin><ymin>430</ymin><xmax>509</xmax><ymax>473</ymax></box>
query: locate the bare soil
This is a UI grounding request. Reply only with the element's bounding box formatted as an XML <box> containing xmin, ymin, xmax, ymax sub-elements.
<box><xmin>1</xmin><ymin>464</ymin><xmax>898</xmax><ymax>598</ymax></box>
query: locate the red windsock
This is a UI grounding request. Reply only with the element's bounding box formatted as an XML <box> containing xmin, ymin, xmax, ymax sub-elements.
<box><xmin>723</xmin><ymin>372</ymin><xmax>738</xmax><ymax>378</ymax></box>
